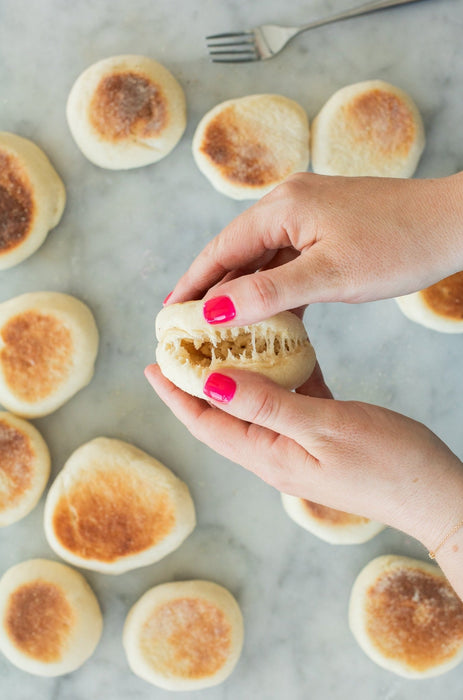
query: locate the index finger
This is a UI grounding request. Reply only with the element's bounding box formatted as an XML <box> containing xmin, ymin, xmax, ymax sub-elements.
<box><xmin>168</xmin><ymin>194</ymin><xmax>293</xmax><ymax>304</ymax></box>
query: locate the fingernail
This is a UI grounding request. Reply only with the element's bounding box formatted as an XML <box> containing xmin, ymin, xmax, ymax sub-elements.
<box><xmin>203</xmin><ymin>296</ymin><xmax>236</xmax><ymax>324</ymax></box>
<box><xmin>163</xmin><ymin>292</ymin><xmax>173</xmax><ymax>305</ymax></box>
<box><xmin>204</xmin><ymin>373</ymin><xmax>236</xmax><ymax>403</ymax></box>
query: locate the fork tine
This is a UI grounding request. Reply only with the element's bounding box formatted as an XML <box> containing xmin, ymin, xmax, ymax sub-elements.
<box><xmin>206</xmin><ymin>32</ymin><xmax>252</xmax><ymax>40</ymax></box>
<box><xmin>206</xmin><ymin>29</ymin><xmax>258</xmax><ymax>62</ymax></box>
<box><xmin>209</xmin><ymin>49</ymin><xmax>256</xmax><ymax>56</ymax></box>
<box><xmin>207</xmin><ymin>40</ymin><xmax>255</xmax><ymax>48</ymax></box>
<box><xmin>212</xmin><ymin>57</ymin><xmax>258</xmax><ymax>64</ymax></box>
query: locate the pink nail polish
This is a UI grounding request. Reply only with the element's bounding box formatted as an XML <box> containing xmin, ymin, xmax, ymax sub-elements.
<box><xmin>204</xmin><ymin>373</ymin><xmax>236</xmax><ymax>403</ymax></box>
<box><xmin>163</xmin><ymin>291</ymin><xmax>173</xmax><ymax>305</ymax></box>
<box><xmin>203</xmin><ymin>296</ymin><xmax>236</xmax><ymax>324</ymax></box>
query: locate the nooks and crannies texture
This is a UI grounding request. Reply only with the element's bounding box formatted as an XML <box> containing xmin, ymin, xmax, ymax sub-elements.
<box><xmin>167</xmin><ymin>326</ymin><xmax>305</xmax><ymax>368</ymax></box>
<box><xmin>155</xmin><ymin>301</ymin><xmax>317</xmax><ymax>398</ymax></box>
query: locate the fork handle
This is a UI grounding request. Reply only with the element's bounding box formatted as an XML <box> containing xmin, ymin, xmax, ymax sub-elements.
<box><xmin>290</xmin><ymin>0</ymin><xmax>429</xmax><ymax>37</ymax></box>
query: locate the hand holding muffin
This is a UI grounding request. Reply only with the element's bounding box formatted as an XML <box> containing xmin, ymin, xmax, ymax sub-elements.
<box><xmin>147</xmin><ymin>168</ymin><xmax>463</xmax><ymax>603</ymax></box>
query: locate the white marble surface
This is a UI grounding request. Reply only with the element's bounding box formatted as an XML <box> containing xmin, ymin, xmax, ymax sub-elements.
<box><xmin>1</xmin><ymin>0</ymin><xmax>463</xmax><ymax>698</ymax></box>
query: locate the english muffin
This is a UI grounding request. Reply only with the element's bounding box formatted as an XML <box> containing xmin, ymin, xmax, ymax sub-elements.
<box><xmin>155</xmin><ymin>301</ymin><xmax>316</xmax><ymax>398</ymax></box>
<box><xmin>349</xmin><ymin>555</ymin><xmax>463</xmax><ymax>678</ymax></box>
<box><xmin>311</xmin><ymin>80</ymin><xmax>425</xmax><ymax>177</ymax></box>
<box><xmin>0</xmin><ymin>412</ymin><xmax>50</xmax><ymax>527</ymax></box>
<box><xmin>396</xmin><ymin>271</ymin><xmax>463</xmax><ymax>333</ymax></box>
<box><xmin>44</xmin><ymin>437</ymin><xmax>196</xmax><ymax>575</ymax></box>
<box><xmin>0</xmin><ymin>132</ymin><xmax>65</xmax><ymax>269</ymax></box>
<box><xmin>193</xmin><ymin>94</ymin><xmax>309</xmax><ymax>199</ymax></box>
<box><xmin>281</xmin><ymin>494</ymin><xmax>385</xmax><ymax>544</ymax></box>
<box><xmin>67</xmin><ymin>55</ymin><xmax>186</xmax><ymax>169</ymax></box>
<box><xmin>123</xmin><ymin>580</ymin><xmax>243</xmax><ymax>690</ymax></box>
<box><xmin>0</xmin><ymin>292</ymin><xmax>98</xmax><ymax>417</ymax></box>
<box><xmin>0</xmin><ymin>558</ymin><xmax>102</xmax><ymax>676</ymax></box>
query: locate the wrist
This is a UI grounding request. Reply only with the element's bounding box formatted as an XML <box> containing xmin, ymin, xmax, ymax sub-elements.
<box><xmin>414</xmin><ymin>456</ymin><xmax>463</xmax><ymax>553</ymax></box>
<box><xmin>417</xmin><ymin>447</ymin><xmax>463</xmax><ymax>601</ymax></box>
<box><xmin>434</xmin><ymin>525</ymin><xmax>463</xmax><ymax>601</ymax></box>
<box><xmin>399</xmin><ymin>449</ymin><xmax>463</xmax><ymax>556</ymax></box>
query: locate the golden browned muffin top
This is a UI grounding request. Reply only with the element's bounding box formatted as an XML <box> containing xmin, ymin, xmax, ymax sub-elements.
<box><xmin>0</xmin><ymin>418</ymin><xmax>34</xmax><ymax>511</ymax></box>
<box><xmin>365</xmin><ymin>566</ymin><xmax>463</xmax><ymax>672</ymax></box>
<box><xmin>1</xmin><ymin>310</ymin><xmax>73</xmax><ymax>402</ymax></box>
<box><xmin>421</xmin><ymin>271</ymin><xmax>463</xmax><ymax>320</ymax></box>
<box><xmin>343</xmin><ymin>88</ymin><xmax>416</xmax><ymax>158</ymax></box>
<box><xmin>0</xmin><ymin>151</ymin><xmax>35</xmax><ymax>255</ymax></box>
<box><xmin>140</xmin><ymin>597</ymin><xmax>232</xmax><ymax>679</ymax></box>
<box><xmin>5</xmin><ymin>580</ymin><xmax>74</xmax><ymax>662</ymax></box>
<box><xmin>200</xmin><ymin>105</ymin><xmax>280</xmax><ymax>187</ymax></box>
<box><xmin>89</xmin><ymin>71</ymin><xmax>168</xmax><ymax>141</ymax></box>
<box><xmin>52</xmin><ymin>466</ymin><xmax>176</xmax><ymax>562</ymax></box>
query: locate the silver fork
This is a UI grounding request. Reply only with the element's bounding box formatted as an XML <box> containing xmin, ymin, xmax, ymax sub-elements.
<box><xmin>207</xmin><ymin>0</ymin><xmax>430</xmax><ymax>63</ymax></box>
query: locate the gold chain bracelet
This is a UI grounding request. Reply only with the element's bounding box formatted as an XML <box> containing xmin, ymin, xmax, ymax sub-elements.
<box><xmin>429</xmin><ymin>519</ymin><xmax>463</xmax><ymax>560</ymax></box>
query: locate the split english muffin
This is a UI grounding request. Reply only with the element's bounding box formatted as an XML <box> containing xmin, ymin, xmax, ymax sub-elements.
<box><xmin>281</xmin><ymin>494</ymin><xmax>385</xmax><ymax>544</ymax></box>
<box><xmin>155</xmin><ymin>301</ymin><xmax>316</xmax><ymax>398</ymax></box>
<box><xmin>0</xmin><ymin>292</ymin><xmax>99</xmax><ymax>417</ymax></box>
<box><xmin>396</xmin><ymin>271</ymin><xmax>463</xmax><ymax>332</ymax></box>
<box><xmin>66</xmin><ymin>55</ymin><xmax>186</xmax><ymax>169</ymax></box>
<box><xmin>123</xmin><ymin>580</ymin><xmax>243</xmax><ymax>690</ymax></box>
<box><xmin>0</xmin><ymin>412</ymin><xmax>50</xmax><ymax>527</ymax></box>
<box><xmin>0</xmin><ymin>558</ymin><xmax>102</xmax><ymax>676</ymax></box>
<box><xmin>349</xmin><ymin>555</ymin><xmax>463</xmax><ymax>678</ymax></box>
<box><xmin>193</xmin><ymin>94</ymin><xmax>310</xmax><ymax>199</ymax></box>
<box><xmin>311</xmin><ymin>80</ymin><xmax>425</xmax><ymax>177</ymax></box>
<box><xmin>0</xmin><ymin>132</ymin><xmax>65</xmax><ymax>269</ymax></box>
<box><xmin>44</xmin><ymin>437</ymin><xmax>196</xmax><ymax>575</ymax></box>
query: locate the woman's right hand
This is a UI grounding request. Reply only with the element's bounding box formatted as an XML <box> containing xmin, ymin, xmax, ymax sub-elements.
<box><xmin>146</xmin><ymin>360</ymin><xmax>463</xmax><ymax>599</ymax></box>
<box><xmin>167</xmin><ymin>172</ymin><xmax>463</xmax><ymax>326</ymax></box>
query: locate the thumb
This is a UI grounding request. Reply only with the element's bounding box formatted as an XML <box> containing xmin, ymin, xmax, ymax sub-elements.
<box><xmin>202</xmin><ymin>247</ymin><xmax>339</xmax><ymax>326</ymax></box>
<box><xmin>202</xmin><ymin>368</ymin><xmax>326</xmax><ymax>447</ymax></box>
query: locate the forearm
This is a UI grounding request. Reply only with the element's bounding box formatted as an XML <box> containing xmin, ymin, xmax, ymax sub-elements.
<box><xmin>409</xmin><ymin>451</ymin><xmax>463</xmax><ymax>601</ymax></box>
<box><xmin>422</xmin><ymin>172</ymin><xmax>463</xmax><ymax>276</ymax></box>
<box><xmin>434</xmin><ymin>527</ymin><xmax>463</xmax><ymax>601</ymax></box>
<box><xmin>343</xmin><ymin>172</ymin><xmax>463</xmax><ymax>301</ymax></box>
<box><xmin>429</xmin><ymin>468</ymin><xmax>463</xmax><ymax>601</ymax></box>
